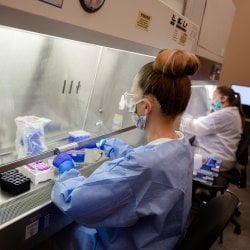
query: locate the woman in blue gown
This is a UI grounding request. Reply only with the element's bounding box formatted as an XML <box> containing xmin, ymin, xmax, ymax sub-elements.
<box><xmin>51</xmin><ymin>48</ymin><xmax>199</xmax><ymax>250</ymax></box>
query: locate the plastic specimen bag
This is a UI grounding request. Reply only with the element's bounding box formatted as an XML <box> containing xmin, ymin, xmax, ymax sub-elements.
<box><xmin>15</xmin><ymin>116</ymin><xmax>51</xmax><ymax>158</ymax></box>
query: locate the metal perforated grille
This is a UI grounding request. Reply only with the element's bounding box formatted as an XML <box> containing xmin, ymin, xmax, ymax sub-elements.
<box><xmin>0</xmin><ymin>182</ymin><xmax>53</xmax><ymax>225</ymax></box>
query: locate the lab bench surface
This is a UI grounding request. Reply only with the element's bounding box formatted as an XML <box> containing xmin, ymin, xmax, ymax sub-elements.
<box><xmin>0</xmin><ymin>160</ymin><xmax>104</xmax><ymax>250</ymax></box>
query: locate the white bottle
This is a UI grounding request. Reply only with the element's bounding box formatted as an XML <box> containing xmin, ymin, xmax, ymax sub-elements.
<box><xmin>193</xmin><ymin>153</ymin><xmax>203</xmax><ymax>175</ymax></box>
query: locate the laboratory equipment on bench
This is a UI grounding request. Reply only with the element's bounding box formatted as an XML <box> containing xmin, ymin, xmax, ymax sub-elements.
<box><xmin>18</xmin><ymin>160</ymin><xmax>54</xmax><ymax>185</ymax></box>
<box><xmin>193</xmin><ymin>158</ymin><xmax>223</xmax><ymax>185</ymax></box>
<box><xmin>67</xmin><ymin>130</ymin><xmax>93</xmax><ymax>165</ymax></box>
<box><xmin>0</xmin><ymin>169</ymin><xmax>31</xmax><ymax>195</ymax></box>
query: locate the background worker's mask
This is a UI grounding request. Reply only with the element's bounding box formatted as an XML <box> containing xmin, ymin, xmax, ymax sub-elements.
<box><xmin>210</xmin><ymin>98</ymin><xmax>223</xmax><ymax>111</ymax></box>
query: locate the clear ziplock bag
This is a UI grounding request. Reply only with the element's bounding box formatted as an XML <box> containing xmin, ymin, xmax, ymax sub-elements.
<box><xmin>15</xmin><ymin>116</ymin><xmax>51</xmax><ymax>158</ymax></box>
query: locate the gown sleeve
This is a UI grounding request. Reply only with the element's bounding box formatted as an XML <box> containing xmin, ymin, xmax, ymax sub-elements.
<box><xmin>100</xmin><ymin>138</ymin><xmax>134</xmax><ymax>159</ymax></box>
<box><xmin>51</xmin><ymin>150</ymin><xmax>145</xmax><ymax>228</ymax></box>
<box><xmin>51</xmin><ymin>142</ymin><xmax>186</xmax><ymax>229</ymax></box>
<box><xmin>180</xmin><ymin>114</ymin><xmax>216</xmax><ymax>136</ymax></box>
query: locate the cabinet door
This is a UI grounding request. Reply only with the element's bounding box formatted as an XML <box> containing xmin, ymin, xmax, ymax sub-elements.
<box><xmin>197</xmin><ymin>0</ymin><xmax>235</xmax><ymax>62</ymax></box>
<box><xmin>160</xmin><ymin>0</ymin><xmax>185</xmax><ymax>14</ymax></box>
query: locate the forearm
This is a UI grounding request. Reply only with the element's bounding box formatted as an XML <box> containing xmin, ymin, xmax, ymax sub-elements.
<box><xmin>101</xmin><ymin>138</ymin><xmax>134</xmax><ymax>159</ymax></box>
<box><xmin>180</xmin><ymin>118</ymin><xmax>213</xmax><ymax>136</ymax></box>
<box><xmin>51</xmin><ymin>169</ymin><xmax>86</xmax><ymax>210</ymax></box>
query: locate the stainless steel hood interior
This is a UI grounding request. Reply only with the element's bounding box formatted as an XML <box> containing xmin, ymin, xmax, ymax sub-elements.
<box><xmin>0</xmin><ymin>25</ymin><xmax>152</xmax><ymax>164</ymax></box>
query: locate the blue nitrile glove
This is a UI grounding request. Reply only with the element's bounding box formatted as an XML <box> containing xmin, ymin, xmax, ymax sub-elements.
<box><xmin>53</xmin><ymin>153</ymin><xmax>75</xmax><ymax>174</ymax></box>
<box><xmin>96</xmin><ymin>139</ymin><xmax>116</xmax><ymax>158</ymax></box>
<box><xmin>96</xmin><ymin>138</ymin><xmax>133</xmax><ymax>159</ymax></box>
<box><xmin>96</xmin><ymin>139</ymin><xmax>106</xmax><ymax>150</ymax></box>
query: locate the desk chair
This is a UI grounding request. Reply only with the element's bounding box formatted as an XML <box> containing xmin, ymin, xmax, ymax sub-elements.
<box><xmin>177</xmin><ymin>191</ymin><xmax>239</xmax><ymax>250</ymax></box>
<box><xmin>218</xmin><ymin>126</ymin><xmax>250</xmax><ymax>234</ymax></box>
<box><xmin>193</xmin><ymin>176</ymin><xmax>229</xmax><ymax>201</ymax></box>
<box><xmin>220</xmin><ymin>126</ymin><xmax>250</xmax><ymax>188</ymax></box>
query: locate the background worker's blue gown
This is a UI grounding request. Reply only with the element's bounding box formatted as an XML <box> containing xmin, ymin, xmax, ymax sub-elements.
<box><xmin>51</xmin><ymin>136</ymin><xmax>193</xmax><ymax>250</ymax></box>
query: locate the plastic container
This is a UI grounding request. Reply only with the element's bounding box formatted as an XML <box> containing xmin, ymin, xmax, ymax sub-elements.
<box><xmin>19</xmin><ymin>160</ymin><xmax>54</xmax><ymax>185</ymax></box>
<box><xmin>67</xmin><ymin>149</ymin><xmax>85</xmax><ymax>163</ymax></box>
<box><xmin>193</xmin><ymin>153</ymin><xmax>203</xmax><ymax>175</ymax></box>
<box><xmin>67</xmin><ymin>130</ymin><xmax>91</xmax><ymax>164</ymax></box>
<box><xmin>0</xmin><ymin>169</ymin><xmax>31</xmax><ymax>195</ymax></box>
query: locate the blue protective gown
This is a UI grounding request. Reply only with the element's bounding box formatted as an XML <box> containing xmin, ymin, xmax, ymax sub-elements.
<box><xmin>51</xmin><ymin>135</ymin><xmax>193</xmax><ymax>250</ymax></box>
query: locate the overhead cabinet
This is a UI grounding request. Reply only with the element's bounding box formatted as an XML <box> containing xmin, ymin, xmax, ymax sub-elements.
<box><xmin>196</xmin><ymin>0</ymin><xmax>235</xmax><ymax>63</ymax></box>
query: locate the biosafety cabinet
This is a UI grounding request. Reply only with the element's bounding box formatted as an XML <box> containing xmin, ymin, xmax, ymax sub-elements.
<box><xmin>0</xmin><ymin>0</ymin><xmax>200</xmax><ymax>249</ymax></box>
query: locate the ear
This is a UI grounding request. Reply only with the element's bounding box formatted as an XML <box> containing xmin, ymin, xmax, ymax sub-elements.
<box><xmin>221</xmin><ymin>95</ymin><xmax>228</xmax><ymax>103</ymax></box>
<box><xmin>143</xmin><ymin>98</ymin><xmax>152</xmax><ymax>115</ymax></box>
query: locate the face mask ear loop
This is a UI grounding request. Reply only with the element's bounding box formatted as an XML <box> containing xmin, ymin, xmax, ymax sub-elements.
<box><xmin>119</xmin><ymin>95</ymin><xmax>125</xmax><ymax>110</ymax></box>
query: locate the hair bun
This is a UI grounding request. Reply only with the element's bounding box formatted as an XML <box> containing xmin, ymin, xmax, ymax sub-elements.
<box><xmin>153</xmin><ymin>49</ymin><xmax>199</xmax><ymax>77</ymax></box>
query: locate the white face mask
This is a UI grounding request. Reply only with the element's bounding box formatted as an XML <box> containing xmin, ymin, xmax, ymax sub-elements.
<box><xmin>131</xmin><ymin>113</ymin><xmax>147</xmax><ymax>130</ymax></box>
<box><xmin>130</xmin><ymin>99</ymin><xmax>147</xmax><ymax>130</ymax></box>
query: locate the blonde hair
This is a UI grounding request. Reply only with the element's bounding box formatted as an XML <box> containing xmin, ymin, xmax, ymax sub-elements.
<box><xmin>137</xmin><ymin>49</ymin><xmax>199</xmax><ymax>118</ymax></box>
<box><xmin>154</xmin><ymin>49</ymin><xmax>199</xmax><ymax>76</ymax></box>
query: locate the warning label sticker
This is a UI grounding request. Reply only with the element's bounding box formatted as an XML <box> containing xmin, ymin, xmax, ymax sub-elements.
<box><xmin>136</xmin><ymin>11</ymin><xmax>152</xmax><ymax>31</ymax></box>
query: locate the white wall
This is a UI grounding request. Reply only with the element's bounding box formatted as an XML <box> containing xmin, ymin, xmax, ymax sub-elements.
<box><xmin>0</xmin><ymin>0</ymin><xmax>199</xmax><ymax>56</ymax></box>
